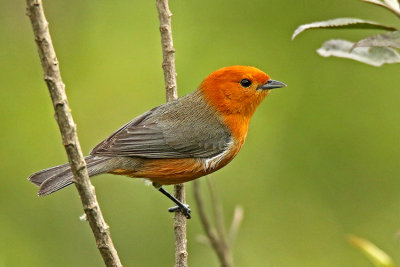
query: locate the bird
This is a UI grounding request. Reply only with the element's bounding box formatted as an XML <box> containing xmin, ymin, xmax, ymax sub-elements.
<box><xmin>28</xmin><ymin>65</ymin><xmax>286</xmax><ymax>218</ymax></box>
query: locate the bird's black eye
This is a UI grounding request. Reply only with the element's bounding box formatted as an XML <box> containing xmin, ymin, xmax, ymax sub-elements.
<box><xmin>240</xmin><ymin>79</ymin><xmax>252</xmax><ymax>88</ymax></box>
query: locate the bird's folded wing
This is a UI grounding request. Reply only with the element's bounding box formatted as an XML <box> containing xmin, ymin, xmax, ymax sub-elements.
<box><xmin>90</xmin><ymin>99</ymin><xmax>231</xmax><ymax>159</ymax></box>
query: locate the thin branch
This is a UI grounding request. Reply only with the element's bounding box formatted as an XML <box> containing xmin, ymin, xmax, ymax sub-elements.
<box><xmin>25</xmin><ymin>1</ymin><xmax>122</xmax><ymax>266</ymax></box>
<box><xmin>193</xmin><ymin>180</ymin><xmax>233</xmax><ymax>267</ymax></box>
<box><xmin>172</xmin><ymin>184</ymin><xmax>188</xmax><ymax>267</ymax></box>
<box><xmin>228</xmin><ymin>205</ymin><xmax>244</xmax><ymax>248</ymax></box>
<box><xmin>156</xmin><ymin>0</ymin><xmax>178</xmax><ymax>102</ymax></box>
<box><xmin>206</xmin><ymin>176</ymin><xmax>228</xmax><ymax>247</ymax></box>
<box><xmin>155</xmin><ymin>1</ymin><xmax>188</xmax><ymax>267</ymax></box>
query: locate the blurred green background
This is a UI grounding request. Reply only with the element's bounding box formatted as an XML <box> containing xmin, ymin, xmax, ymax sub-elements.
<box><xmin>1</xmin><ymin>0</ymin><xmax>400</xmax><ymax>266</ymax></box>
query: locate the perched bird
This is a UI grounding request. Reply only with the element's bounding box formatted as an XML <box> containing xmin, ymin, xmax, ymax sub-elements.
<box><xmin>28</xmin><ymin>65</ymin><xmax>286</xmax><ymax>218</ymax></box>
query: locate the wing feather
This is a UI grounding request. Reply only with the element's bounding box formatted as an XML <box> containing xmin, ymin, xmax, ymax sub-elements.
<box><xmin>90</xmin><ymin>92</ymin><xmax>232</xmax><ymax>159</ymax></box>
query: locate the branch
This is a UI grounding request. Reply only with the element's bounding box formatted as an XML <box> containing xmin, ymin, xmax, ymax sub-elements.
<box><xmin>155</xmin><ymin>1</ymin><xmax>188</xmax><ymax>267</ymax></box>
<box><xmin>193</xmin><ymin>180</ymin><xmax>234</xmax><ymax>267</ymax></box>
<box><xmin>228</xmin><ymin>205</ymin><xmax>244</xmax><ymax>248</ymax></box>
<box><xmin>206</xmin><ymin>177</ymin><xmax>228</xmax><ymax>246</ymax></box>
<box><xmin>156</xmin><ymin>0</ymin><xmax>178</xmax><ymax>102</ymax></box>
<box><xmin>25</xmin><ymin>1</ymin><xmax>122</xmax><ymax>266</ymax></box>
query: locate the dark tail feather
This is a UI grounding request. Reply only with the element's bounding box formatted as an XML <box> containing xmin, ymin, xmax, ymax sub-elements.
<box><xmin>28</xmin><ymin>156</ymin><xmax>112</xmax><ymax>196</ymax></box>
<box><xmin>29</xmin><ymin>163</ymin><xmax>71</xmax><ymax>186</ymax></box>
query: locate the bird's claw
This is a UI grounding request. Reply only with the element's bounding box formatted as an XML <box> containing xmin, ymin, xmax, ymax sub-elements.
<box><xmin>168</xmin><ymin>204</ymin><xmax>191</xmax><ymax>219</ymax></box>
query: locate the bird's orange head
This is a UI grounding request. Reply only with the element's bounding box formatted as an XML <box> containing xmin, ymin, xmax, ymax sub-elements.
<box><xmin>199</xmin><ymin>66</ymin><xmax>285</xmax><ymax>117</ymax></box>
<box><xmin>199</xmin><ymin>66</ymin><xmax>286</xmax><ymax>142</ymax></box>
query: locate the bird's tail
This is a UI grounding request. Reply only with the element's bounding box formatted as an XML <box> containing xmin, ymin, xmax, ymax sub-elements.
<box><xmin>28</xmin><ymin>155</ymin><xmax>112</xmax><ymax>196</ymax></box>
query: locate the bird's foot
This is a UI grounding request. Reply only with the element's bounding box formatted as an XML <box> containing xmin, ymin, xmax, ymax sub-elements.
<box><xmin>169</xmin><ymin>204</ymin><xmax>191</xmax><ymax>219</ymax></box>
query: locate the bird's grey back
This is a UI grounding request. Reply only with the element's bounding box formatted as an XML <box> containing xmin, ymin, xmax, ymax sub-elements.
<box><xmin>91</xmin><ymin>90</ymin><xmax>232</xmax><ymax>159</ymax></box>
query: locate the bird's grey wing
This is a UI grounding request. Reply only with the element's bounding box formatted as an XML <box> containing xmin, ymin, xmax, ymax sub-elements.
<box><xmin>90</xmin><ymin>94</ymin><xmax>232</xmax><ymax>159</ymax></box>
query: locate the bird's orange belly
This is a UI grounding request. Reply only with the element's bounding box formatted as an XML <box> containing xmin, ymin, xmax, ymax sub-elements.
<box><xmin>109</xmin><ymin>149</ymin><xmax>239</xmax><ymax>185</ymax></box>
<box><xmin>110</xmin><ymin>158</ymin><xmax>207</xmax><ymax>184</ymax></box>
<box><xmin>109</xmin><ymin>142</ymin><xmax>242</xmax><ymax>185</ymax></box>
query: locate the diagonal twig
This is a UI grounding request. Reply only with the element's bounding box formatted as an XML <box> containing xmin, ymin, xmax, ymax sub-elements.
<box><xmin>25</xmin><ymin>1</ymin><xmax>122</xmax><ymax>266</ymax></box>
<box><xmin>155</xmin><ymin>1</ymin><xmax>188</xmax><ymax>267</ymax></box>
<box><xmin>228</xmin><ymin>205</ymin><xmax>244</xmax><ymax>248</ymax></box>
<box><xmin>206</xmin><ymin>176</ymin><xmax>228</xmax><ymax>247</ymax></box>
<box><xmin>193</xmin><ymin>180</ymin><xmax>233</xmax><ymax>267</ymax></box>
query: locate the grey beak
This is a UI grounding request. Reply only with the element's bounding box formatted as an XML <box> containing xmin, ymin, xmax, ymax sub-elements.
<box><xmin>260</xmin><ymin>79</ymin><xmax>287</xmax><ymax>90</ymax></box>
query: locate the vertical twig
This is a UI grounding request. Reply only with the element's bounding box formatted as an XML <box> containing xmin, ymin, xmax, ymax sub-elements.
<box><xmin>156</xmin><ymin>0</ymin><xmax>178</xmax><ymax>102</ymax></box>
<box><xmin>155</xmin><ymin>1</ymin><xmax>188</xmax><ymax>267</ymax></box>
<box><xmin>25</xmin><ymin>1</ymin><xmax>122</xmax><ymax>266</ymax></box>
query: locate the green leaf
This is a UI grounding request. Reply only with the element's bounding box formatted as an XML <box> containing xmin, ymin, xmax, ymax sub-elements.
<box><xmin>292</xmin><ymin>18</ymin><xmax>397</xmax><ymax>40</ymax></box>
<box><xmin>352</xmin><ymin>31</ymin><xmax>400</xmax><ymax>50</ymax></box>
<box><xmin>316</xmin><ymin>39</ymin><xmax>400</xmax><ymax>66</ymax></box>
<box><xmin>348</xmin><ymin>235</ymin><xmax>394</xmax><ymax>267</ymax></box>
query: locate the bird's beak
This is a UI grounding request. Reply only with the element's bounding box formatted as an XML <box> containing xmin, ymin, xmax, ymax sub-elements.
<box><xmin>260</xmin><ymin>79</ymin><xmax>287</xmax><ymax>90</ymax></box>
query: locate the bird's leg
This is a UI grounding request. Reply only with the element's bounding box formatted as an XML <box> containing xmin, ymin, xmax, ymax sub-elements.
<box><xmin>152</xmin><ymin>182</ymin><xmax>191</xmax><ymax>219</ymax></box>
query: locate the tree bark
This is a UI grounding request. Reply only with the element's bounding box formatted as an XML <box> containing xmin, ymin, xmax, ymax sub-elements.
<box><xmin>25</xmin><ymin>1</ymin><xmax>122</xmax><ymax>266</ymax></box>
<box><xmin>156</xmin><ymin>1</ymin><xmax>188</xmax><ymax>267</ymax></box>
